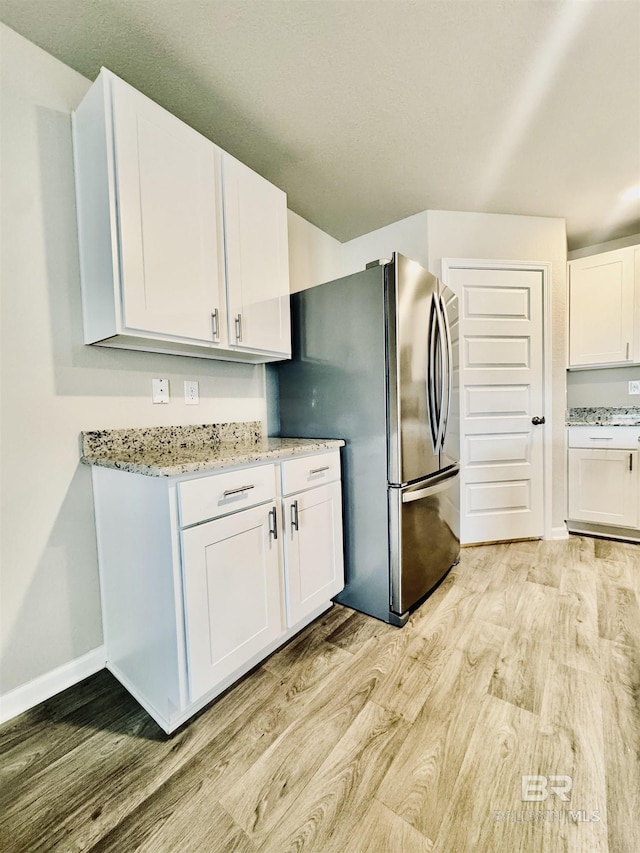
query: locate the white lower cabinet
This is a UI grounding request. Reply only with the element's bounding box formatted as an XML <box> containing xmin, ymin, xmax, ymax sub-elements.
<box><xmin>181</xmin><ymin>504</ymin><xmax>283</xmax><ymax>702</ymax></box>
<box><xmin>91</xmin><ymin>449</ymin><xmax>344</xmax><ymax>733</ymax></box>
<box><xmin>282</xmin><ymin>481</ymin><xmax>344</xmax><ymax>626</ymax></box>
<box><xmin>568</xmin><ymin>448</ymin><xmax>639</xmax><ymax>528</ymax></box>
<box><xmin>567</xmin><ymin>427</ymin><xmax>640</xmax><ymax>539</ymax></box>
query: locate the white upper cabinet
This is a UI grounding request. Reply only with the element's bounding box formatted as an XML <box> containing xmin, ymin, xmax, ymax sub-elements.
<box><xmin>568</xmin><ymin>247</ymin><xmax>637</xmax><ymax>367</ymax></box>
<box><xmin>222</xmin><ymin>152</ymin><xmax>291</xmax><ymax>357</ymax></box>
<box><xmin>72</xmin><ymin>68</ymin><xmax>291</xmax><ymax>363</ymax></box>
<box><xmin>111</xmin><ymin>75</ymin><xmax>225</xmax><ymax>344</ymax></box>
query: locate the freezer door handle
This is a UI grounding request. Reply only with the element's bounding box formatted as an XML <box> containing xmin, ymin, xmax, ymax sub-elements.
<box><xmin>401</xmin><ymin>465</ymin><xmax>460</xmax><ymax>503</ymax></box>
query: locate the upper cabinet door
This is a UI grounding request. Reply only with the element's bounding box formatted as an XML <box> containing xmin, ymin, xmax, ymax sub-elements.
<box><xmin>222</xmin><ymin>153</ymin><xmax>291</xmax><ymax>357</ymax></box>
<box><xmin>568</xmin><ymin>247</ymin><xmax>635</xmax><ymax>367</ymax></box>
<box><xmin>110</xmin><ymin>75</ymin><xmax>226</xmax><ymax>344</ymax></box>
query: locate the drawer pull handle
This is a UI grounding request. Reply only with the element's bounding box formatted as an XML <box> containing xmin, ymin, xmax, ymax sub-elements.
<box><xmin>291</xmin><ymin>500</ymin><xmax>299</xmax><ymax>531</ymax></box>
<box><xmin>309</xmin><ymin>466</ymin><xmax>330</xmax><ymax>475</ymax></box>
<box><xmin>589</xmin><ymin>437</ymin><xmax>612</xmax><ymax>440</ymax></box>
<box><xmin>223</xmin><ymin>484</ymin><xmax>255</xmax><ymax>498</ymax></box>
<box><xmin>269</xmin><ymin>506</ymin><xmax>278</xmax><ymax>540</ymax></box>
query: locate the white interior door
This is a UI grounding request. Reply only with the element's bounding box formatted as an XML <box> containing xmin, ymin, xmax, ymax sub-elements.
<box><xmin>444</xmin><ymin>266</ymin><xmax>545</xmax><ymax>544</ymax></box>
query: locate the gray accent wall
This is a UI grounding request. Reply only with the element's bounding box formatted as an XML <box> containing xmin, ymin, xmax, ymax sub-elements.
<box><xmin>567</xmin><ymin>365</ymin><xmax>640</xmax><ymax>408</ymax></box>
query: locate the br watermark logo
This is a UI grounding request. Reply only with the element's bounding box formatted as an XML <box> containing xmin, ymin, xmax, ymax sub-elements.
<box><xmin>521</xmin><ymin>774</ymin><xmax>572</xmax><ymax>802</ymax></box>
<box><xmin>492</xmin><ymin>774</ymin><xmax>601</xmax><ymax>824</ymax></box>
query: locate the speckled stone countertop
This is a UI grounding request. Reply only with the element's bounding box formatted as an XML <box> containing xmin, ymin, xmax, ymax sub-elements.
<box><xmin>567</xmin><ymin>407</ymin><xmax>640</xmax><ymax>426</ymax></box>
<box><xmin>81</xmin><ymin>422</ymin><xmax>344</xmax><ymax>477</ymax></box>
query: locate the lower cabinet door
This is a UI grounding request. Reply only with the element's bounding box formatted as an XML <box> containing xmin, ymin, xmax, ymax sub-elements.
<box><xmin>283</xmin><ymin>482</ymin><xmax>344</xmax><ymax>626</ymax></box>
<box><xmin>181</xmin><ymin>503</ymin><xmax>282</xmax><ymax>701</ymax></box>
<box><xmin>568</xmin><ymin>448</ymin><xmax>639</xmax><ymax>528</ymax></box>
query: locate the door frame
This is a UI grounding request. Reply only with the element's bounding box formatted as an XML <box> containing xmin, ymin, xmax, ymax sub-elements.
<box><xmin>440</xmin><ymin>258</ymin><xmax>554</xmax><ymax>541</ymax></box>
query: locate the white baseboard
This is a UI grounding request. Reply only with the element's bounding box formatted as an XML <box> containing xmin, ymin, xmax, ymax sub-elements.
<box><xmin>551</xmin><ymin>524</ymin><xmax>569</xmax><ymax>540</ymax></box>
<box><xmin>0</xmin><ymin>646</ymin><xmax>106</xmax><ymax>725</ymax></box>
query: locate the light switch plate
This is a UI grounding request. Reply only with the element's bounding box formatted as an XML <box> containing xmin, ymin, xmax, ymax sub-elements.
<box><xmin>629</xmin><ymin>380</ymin><xmax>640</xmax><ymax>395</ymax></box>
<box><xmin>152</xmin><ymin>378</ymin><xmax>169</xmax><ymax>404</ymax></box>
<box><xmin>184</xmin><ymin>380</ymin><xmax>199</xmax><ymax>405</ymax></box>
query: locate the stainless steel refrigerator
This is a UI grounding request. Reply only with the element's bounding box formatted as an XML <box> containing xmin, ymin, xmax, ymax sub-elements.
<box><xmin>276</xmin><ymin>253</ymin><xmax>460</xmax><ymax>626</ymax></box>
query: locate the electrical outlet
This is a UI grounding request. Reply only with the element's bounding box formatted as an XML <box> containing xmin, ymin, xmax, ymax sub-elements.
<box><xmin>184</xmin><ymin>380</ymin><xmax>199</xmax><ymax>405</ymax></box>
<box><xmin>629</xmin><ymin>380</ymin><xmax>640</xmax><ymax>395</ymax></box>
<box><xmin>152</xmin><ymin>378</ymin><xmax>169</xmax><ymax>404</ymax></box>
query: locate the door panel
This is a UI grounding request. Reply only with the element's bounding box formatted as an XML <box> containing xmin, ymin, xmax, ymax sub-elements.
<box><xmin>446</xmin><ymin>267</ymin><xmax>545</xmax><ymax>545</ymax></box>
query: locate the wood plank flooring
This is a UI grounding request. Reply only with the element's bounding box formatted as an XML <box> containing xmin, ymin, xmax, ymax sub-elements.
<box><xmin>1</xmin><ymin>535</ymin><xmax>639</xmax><ymax>852</ymax></box>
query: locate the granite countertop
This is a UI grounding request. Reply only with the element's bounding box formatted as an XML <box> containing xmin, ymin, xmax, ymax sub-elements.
<box><xmin>81</xmin><ymin>422</ymin><xmax>344</xmax><ymax>477</ymax></box>
<box><xmin>567</xmin><ymin>407</ymin><xmax>640</xmax><ymax>426</ymax></box>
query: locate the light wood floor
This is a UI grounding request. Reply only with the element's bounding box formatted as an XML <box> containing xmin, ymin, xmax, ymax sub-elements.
<box><xmin>1</xmin><ymin>535</ymin><xmax>639</xmax><ymax>852</ymax></box>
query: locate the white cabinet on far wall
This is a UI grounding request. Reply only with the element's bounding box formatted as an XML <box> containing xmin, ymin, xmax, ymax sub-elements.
<box><xmin>73</xmin><ymin>68</ymin><xmax>291</xmax><ymax>363</ymax></box>
<box><xmin>568</xmin><ymin>247</ymin><xmax>638</xmax><ymax>367</ymax></box>
<box><xmin>568</xmin><ymin>448</ymin><xmax>639</xmax><ymax>528</ymax></box>
<box><xmin>567</xmin><ymin>426</ymin><xmax>640</xmax><ymax>539</ymax></box>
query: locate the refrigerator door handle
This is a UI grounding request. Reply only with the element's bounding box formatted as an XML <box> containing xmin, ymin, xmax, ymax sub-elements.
<box><xmin>427</xmin><ymin>296</ymin><xmax>440</xmax><ymax>452</ymax></box>
<box><xmin>434</xmin><ymin>296</ymin><xmax>447</xmax><ymax>453</ymax></box>
<box><xmin>439</xmin><ymin>294</ymin><xmax>453</xmax><ymax>452</ymax></box>
<box><xmin>401</xmin><ymin>464</ymin><xmax>460</xmax><ymax>503</ymax></box>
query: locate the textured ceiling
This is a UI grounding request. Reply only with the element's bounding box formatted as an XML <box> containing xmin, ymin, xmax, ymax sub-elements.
<box><xmin>1</xmin><ymin>0</ymin><xmax>639</xmax><ymax>248</ymax></box>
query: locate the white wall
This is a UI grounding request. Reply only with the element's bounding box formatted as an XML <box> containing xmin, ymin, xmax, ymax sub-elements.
<box><xmin>287</xmin><ymin>208</ymin><xmax>431</xmax><ymax>288</ymax></box>
<box><xmin>287</xmin><ymin>210</ymin><xmax>343</xmax><ymax>293</ymax></box>
<box><xmin>0</xmin><ymin>25</ymin><xmax>266</xmax><ymax>699</ymax></box>
<box><xmin>426</xmin><ymin>210</ymin><xmax>568</xmax><ymax>534</ymax></box>
<box><xmin>340</xmin><ymin>211</ymin><xmax>430</xmax><ymax>275</ymax></box>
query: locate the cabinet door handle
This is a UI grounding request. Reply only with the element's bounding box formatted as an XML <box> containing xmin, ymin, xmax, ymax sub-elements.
<box><xmin>269</xmin><ymin>506</ymin><xmax>278</xmax><ymax>540</ymax></box>
<box><xmin>223</xmin><ymin>484</ymin><xmax>255</xmax><ymax>498</ymax></box>
<box><xmin>630</xmin><ymin>453</ymin><xmax>633</xmax><ymax>472</ymax></box>
<box><xmin>291</xmin><ymin>500</ymin><xmax>299</xmax><ymax>532</ymax></box>
<box><xmin>235</xmin><ymin>314</ymin><xmax>243</xmax><ymax>343</ymax></box>
<box><xmin>309</xmin><ymin>466</ymin><xmax>330</xmax><ymax>475</ymax></box>
<box><xmin>211</xmin><ymin>309</ymin><xmax>219</xmax><ymax>341</ymax></box>
<box><xmin>626</xmin><ymin>342</ymin><xmax>630</xmax><ymax>360</ymax></box>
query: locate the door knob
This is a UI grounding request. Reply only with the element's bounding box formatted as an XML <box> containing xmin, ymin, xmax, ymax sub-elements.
<box><xmin>532</xmin><ymin>416</ymin><xmax>545</xmax><ymax>425</ymax></box>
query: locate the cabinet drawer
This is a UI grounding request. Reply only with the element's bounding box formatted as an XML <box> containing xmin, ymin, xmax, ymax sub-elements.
<box><xmin>179</xmin><ymin>464</ymin><xmax>276</xmax><ymax>527</ymax></box>
<box><xmin>281</xmin><ymin>451</ymin><xmax>341</xmax><ymax>496</ymax></box>
<box><xmin>568</xmin><ymin>426</ymin><xmax>640</xmax><ymax>449</ymax></box>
